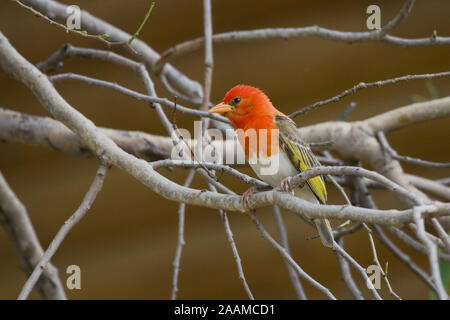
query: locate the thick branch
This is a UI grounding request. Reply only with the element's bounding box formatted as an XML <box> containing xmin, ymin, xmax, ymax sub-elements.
<box><xmin>365</xmin><ymin>96</ymin><xmax>450</xmax><ymax>133</ymax></box>
<box><xmin>0</xmin><ymin>107</ymin><xmax>172</xmax><ymax>161</ymax></box>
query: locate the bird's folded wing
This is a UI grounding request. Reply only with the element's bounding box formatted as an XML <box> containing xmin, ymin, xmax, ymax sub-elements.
<box><xmin>274</xmin><ymin>115</ymin><xmax>327</xmax><ymax>204</ymax></box>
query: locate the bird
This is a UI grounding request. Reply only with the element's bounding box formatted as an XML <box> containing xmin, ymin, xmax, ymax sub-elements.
<box><xmin>209</xmin><ymin>84</ymin><xmax>334</xmax><ymax>248</ymax></box>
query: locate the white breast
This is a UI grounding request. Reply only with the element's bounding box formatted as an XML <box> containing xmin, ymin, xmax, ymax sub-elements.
<box><xmin>248</xmin><ymin>152</ymin><xmax>319</xmax><ymax>203</ymax></box>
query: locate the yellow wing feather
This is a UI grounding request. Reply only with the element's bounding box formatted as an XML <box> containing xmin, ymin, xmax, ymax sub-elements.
<box><xmin>275</xmin><ymin>115</ymin><xmax>327</xmax><ymax>204</ymax></box>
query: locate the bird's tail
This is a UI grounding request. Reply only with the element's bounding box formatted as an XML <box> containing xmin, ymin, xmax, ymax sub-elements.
<box><xmin>313</xmin><ymin>218</ymin><xmax>334</xmax><ymax>248</ymax></box>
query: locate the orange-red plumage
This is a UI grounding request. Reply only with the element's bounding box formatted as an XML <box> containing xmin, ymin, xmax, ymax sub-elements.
<box><xmin>219</xmin><ymin>85</ymin><xmax>285</xmax><ymax>158</ymax></box>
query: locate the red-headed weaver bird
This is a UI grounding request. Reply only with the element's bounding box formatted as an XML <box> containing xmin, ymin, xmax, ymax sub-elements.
<box><xmin>209</xmin><ymin>84</ymin><xmax>334</xmax><ymax>248</ymax></box>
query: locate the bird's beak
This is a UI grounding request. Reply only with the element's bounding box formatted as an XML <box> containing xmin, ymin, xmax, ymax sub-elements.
<box><xmin>209</xmin><ymin>102</ymin><xmax>233</xmax><ymax>114</ymax></box>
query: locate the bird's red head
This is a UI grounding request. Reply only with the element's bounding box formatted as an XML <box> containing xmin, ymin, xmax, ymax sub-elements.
<box><xmin>209</xmin><ymin>85</ymin><xmax>280</xmax><ymax>129</ymax></box>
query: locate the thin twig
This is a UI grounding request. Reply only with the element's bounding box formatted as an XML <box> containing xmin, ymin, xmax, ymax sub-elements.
<box><xmin>377</xmin><ymin>131</ymin><xmax>450</xmax><ymax>168</ymax></box>
<box><xmin>407</xmin><ymin>222</ymin><xmax>446</xmax><ymax>249</ymax></box>
<box><xmin>412</xmin><ymin>207</ymin><xmax>448</xmax><ymax>299</ymax></box>
<box><xmin>201</xmin><ymin>0</ymin><xmax>213</xmax><ymax>112</ymax></box>
<box><xmin>386</xmin><ymin>226</ymin><xmax>450</xmax><ymax>263</ymax></box>
<box><xmin>14</xmin><ymin>0</ymin><xmax>138</xmax><ymax>53</ymax></box>
<box><xmin>18</xmin><ymin>161</ymin><xmax>108</xmax><ymax>300</ymax></box>
<box><xmin>169</xmin><ymin>105</ymin><xmax>222</xmax><ymax>181</ymax></box>
<box><xmin>171</xmin><ymin>169</ymin><xmax>195</xmax><ymax>300</ymax></box>
<box><xmin>49</xmin><ymin>72</ymin><xmax>228</xmax><ymax>123</ymax></box>
<box><xmin>338</xmin><ymin>102</ymin><xmax>357</xmax><ymax>121</ymax></box>
<box><xmin>308</xmin><ymin>140</ymin><xmax>334</xmax><ymax>149</ymax></box>
<box><xmin>151</xmin><ymin>159</ymin><xmax>267</xmax><ymax>187</ymax></box>
<box><xmin>247</xmin><ymin>211</ymin><xmax>336</xmax><ymax>300</ymax></box>
<box><xmin>334</xmin><ymin>237</ymin><xmax>364</xmax><ymax>300</ymax></box>
<box><xmin>19</xmin><ymin>0</ymin><xmax>204</xmax><ymax>99</ymax></box>
<box><xmin>128</xmin><ymin>2</ymin><xmax>155</xmax><ymax>45</ymax></box>
<box><xmin>332</xmin><ymin>242</ymin><xmax>382</xmax><ymax>300</ymax></box>
<box><xmin>220</xmin><ymin>209</ymin><xmax>255</xmax><ymax>299</ymax></box>
<box><xmin>160</xmin><ymin>73</ymin><xmax>203</xmax><ymax>106</ymax></box>
<box><xmin>328</xmin><ymin>175</ymin><xmax>351</xmax><ymax>205</ymax></box>
<box><xmin>207</xmin><ymin>183</ymin><xmax>254</xmax><ymax>299</ymax></box>
<box><xmin>373</xmin><ymin>225</ymin><xmax>437</xmax><ymax>293</ymax></box>
<box><xmin>363</xmin><ymin>223</ymin><xmax>401</xmax><ymax>299</ymax></box>
<box><xmin>378</xmin><ymin>0</ymin><xmax>415</xmax><ymax>36</ymax></box>
<box><xmin>349</xmin><ymin>174</ymin><xmax>401</xmax><ymax>299</ymax></box>
<box><xmin>153</xmin><ymin>0</ymin><xmax>450</xmax><ymax>73</ymax></box>
<box><xmin>271</xmin><ymin>205</ymin><xmax>307</xmax><ymax>300</ymax></box>
<box><xmin>408</xmin><ymin>174</ymin><xmax>450</xmax><ymax>201</ymax></box>
<box><xmin>430</xmin><ymin>218</ymin><xmax>450</xmax><ymax>253</ymax></box>
<box><xmin>333</xmin><ymin>222</ymin><xmax>363</xmax><ymax>238</ymax></box>
<box><xmin>290</xmin><ymin>71</ymin><xmax>450</xmax><ymax>118</ymax></box>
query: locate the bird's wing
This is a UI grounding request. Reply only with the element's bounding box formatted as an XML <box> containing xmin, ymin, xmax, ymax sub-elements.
<box><xmin>274</xmin><ymin>115</ymin><xmax>327</xmax><ymax>204</ymax></box>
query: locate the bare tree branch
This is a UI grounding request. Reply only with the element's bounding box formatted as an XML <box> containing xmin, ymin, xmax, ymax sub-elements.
<box><xmin>338</xmin><ymin>102</ymin><xmax>357</xmax><ymax>121</ymax></box>
<box><xmin>332</xmin><ymin>242</ymin><xmax>382</xmax><ymax>300</ymax></box>
<box><xmin>205</xmin><ymin>180</ymin><xmax>255</xmax><ymax>300</ymax></box>
<box><xmin>18</xmin><ymin>161</ymin><xmax>108</xmax><ymax>300</ymax></box>
<box><xmin>13</xmin><ymin>0</ymin><xmax>139</xmax><ymax>53</ymax></box>
<box><xmin>364</xmin><ymin>96</ymin><xmax>450</xmax><ymax>133</ymax></box>
<box><xmin>373</xmin><ymin>225</ymin><xmax>437</xmax><ymax>293</ymax></box>
<box><xmin>201</xmin><ymin>0</ymin><xmax>213</xmax><ymax>113</ymax></box>
<box><xmin>219</xmin><ymin>208</ymin><xmax>254</xmax><ymax>300</ymax></box>
<box><xmin>378</xmin><ymin>0</ymin><xmax>415</xmax><ymax>37</ymax></box>
<box><xmin>348</xmin><ymin>173</ymin><xmax>430</xmax><ymax>296</ymax></box>
<box><xmin>171</xmin><ymin>169</ymin><xmax>195</xmax><ymax>300</ymax></box>
<box><xmin>378</xmin><ymin>131</ymin><xmax>450</xmax><ymax>168</ymax></box>
<box><xmin>151</xmin><ymin>160</ymin><xmax>267</xmax><ymax>187</ymax></box>
<box><xmin>334</xmin><ymin>237</ymin><xmax>364</xmax><ymax>300</ymax></box>
<box><xmin>271</xmin><ymin>205</ymin><xmax>306</xmax><ymax>300</ymax></box>
<box><xmin>0</xmin><ymin>171</ymin><xmax>67</xmax><ymax>300</ymax></box>
<box><xmin>290</xmin><ymin>166</ymin><xmax>423</xmax><ymax>206</ymax></box>
<box><xmin>154</xmin><ymin>1</ymin><xmax>450</xmax><ymax>72</ymax></box>
<box><xmin>363</xmin><ymin>224</ymin><xmax>401</xmax><ymax>299</ymax></box>
<box><xmin>430</xmin><ymin>218</ymin><xmax>450</xmax><ymax>254</ymax></box>
<box><xmin>290</xmin><ymin>71</ymin><xmax>450</xmax><ymax>118</ymax></box>
<box><xmin>408</xmin><ymin>174</ymin><xmax>450</xmax><ymax>201</ymax></box>
<box><xmin>19</xmin><ymin>0</ymin><xmax>204</xmax><ymax>99</ymax></box>
<box><xmin>49</xmin><ymin>72</ymin><xmax>227</xmax><ymax>123</ymax></box>
<box><xmin>386</xmin><ymin>226</ymin><xmax>450</xmax><ymax>263</ymax></box>
<box><xmin>247</xmin><ymin>211</ymin><xmax>336</xmax><ymax>300</ymax></box>
<box><xmin>412</xmin><ymin>207</ymin><xmax>448</xmax><ymax>300</ymax></box>
<box><xmin>0</xmin><ymin>107</ymin><xmax>172</xmax><ymax>161</ymax></box>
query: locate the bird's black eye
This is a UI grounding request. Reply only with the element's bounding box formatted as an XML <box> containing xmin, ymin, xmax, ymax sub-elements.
<box><xmin>231</xmin><ymin>97</ymin><xmax>241</xmax><ymax>106</ymax></box>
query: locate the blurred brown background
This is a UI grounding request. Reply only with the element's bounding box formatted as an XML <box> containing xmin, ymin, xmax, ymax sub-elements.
<box><xmin>0</xmin><ymin>0</ymin><xmax>449</xmax><ymax>299</ymax></box>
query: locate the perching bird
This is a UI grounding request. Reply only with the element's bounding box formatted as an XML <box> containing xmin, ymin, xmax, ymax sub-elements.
<box><xmin>209</xmin><ymin>84</ymin><xmax>334</xmax><ymax>248</ymax></box>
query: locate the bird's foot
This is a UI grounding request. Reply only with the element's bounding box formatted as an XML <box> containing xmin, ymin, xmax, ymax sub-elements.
<box><xmin>242</xmin><ymin>185</ymin><xmax>272</xmax><ymax>210</ymax></box>
<box><xmin>281</xmin><ymin>176</ymin><xmax>295</xmax><ymax>195</ymax></box>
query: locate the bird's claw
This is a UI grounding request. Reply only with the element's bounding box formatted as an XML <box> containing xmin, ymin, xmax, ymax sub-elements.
<box><xmin>281</xmin><ymin>177</ymin><xmax>295</xmax><ymax>195</ymax></box>
<box><xmin>242</xmin><ymin>185</ymin><xmax>272</xmax><ymax>210</ymax></box>
<box><xmin>242</xmin><ymin>186</ymin><xmax>259</xmax><ymax>211</ymax></box>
